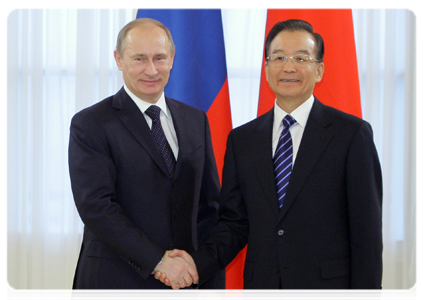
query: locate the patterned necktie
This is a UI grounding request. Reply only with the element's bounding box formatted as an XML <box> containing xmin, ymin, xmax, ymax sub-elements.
<box><xmin>145</xmin><ymin>105</ymin><xmax>176</xmax><ymax>178</ymax></box>
<box><xmin>274</xmin><ymin>114</ymin><xmax>296</xmax><ymax>209</ymax></box>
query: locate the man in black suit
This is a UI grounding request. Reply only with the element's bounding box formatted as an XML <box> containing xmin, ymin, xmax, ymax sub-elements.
<box><xmin>158</xmin><ymin>19</ymin><xmax>383</xmax><ymax>289</ymax></box>
<box><xmin>68</xmin><ymin>18</ymin><xmax>223</xmax><ymax>289</ymax></box>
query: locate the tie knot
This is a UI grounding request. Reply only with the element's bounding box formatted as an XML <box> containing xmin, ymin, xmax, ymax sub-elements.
<box><xmin>145</xmin><ymin>105</ymin><xmax>161</xmax><ymax>121</ymax></box>
<box><xmin>282</xmin><ymin>115</ymin><xmax>296</xmax><ymax>129</ymax></box>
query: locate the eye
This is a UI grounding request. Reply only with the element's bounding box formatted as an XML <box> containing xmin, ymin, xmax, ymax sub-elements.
<box><xmin>296</xmin><ymin>55</ymin><xmax>314</xmax><ymax>63</ymax></box>
<box><xmin>154</xmin><ymin>56</ymin><xmax>167</xmax><ymax>63</ymax></box>
<box><xmin>272</xmin><ymin>54</ymin><xmax>286</xmax><ymax>61</ymax></box>
<box><xmin>295</xmin><ymin>55</ymin><xmax>306</xmax><ymax>62</ymax></box>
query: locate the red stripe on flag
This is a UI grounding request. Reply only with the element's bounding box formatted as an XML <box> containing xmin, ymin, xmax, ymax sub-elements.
<box><xmin>258</xmin><ymin>9</ymin><xmax>362</xmax><ymax>118</ymax></box>
<box><xmin>206</xmin><ymin>78</ymin><xmax>232</xmax><ymax>182</ymax></box>
<box><xmin>207</xmin><ymin>78</ymin><xmax>239</xmax><ymax>288</ymax></box>
<box><xmin>225</xmin><ymin>246</ymin><xmax>247</xmax><ymax>289</ymax></box>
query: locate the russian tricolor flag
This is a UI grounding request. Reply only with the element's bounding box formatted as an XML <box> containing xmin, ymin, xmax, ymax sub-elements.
<box><xmin>135</xmin><ymin>9</ymin><xmax>232</xmax><ymax>181</ymax></box>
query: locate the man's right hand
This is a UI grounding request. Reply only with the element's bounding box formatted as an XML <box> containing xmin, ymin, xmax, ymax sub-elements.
<box><xmin>153</xmin><ymin>250</ymin><xmax>198</xmax><ymax>289</ymax></box>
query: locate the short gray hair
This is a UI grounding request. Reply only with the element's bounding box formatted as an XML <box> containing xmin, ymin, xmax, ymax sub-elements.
<box><xmin>116</xmin><ymin>18</ymin><xmax>175</xmax><ymax>55</ymax></box>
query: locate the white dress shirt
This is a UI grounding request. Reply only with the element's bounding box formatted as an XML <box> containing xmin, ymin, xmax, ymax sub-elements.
<box><xmin>124</xmin><ymin>85</ymin><xmax>179</xmax><ymax>160</ymax></box>
<box><xmin>272</xmin><ymin>95</ymin><xmax>314</xmax><ymax>166</ymax></box>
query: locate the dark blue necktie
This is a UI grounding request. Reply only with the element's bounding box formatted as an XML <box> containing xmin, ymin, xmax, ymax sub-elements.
<box><xmin>274</xmin><ymin>115</ymin><xmax>296</xmax><ymax>209</ymax></box>
<box><xmin>145</xmin><ymin>105</ymin><xmax>176</xmax><ymax>178</ymax></box>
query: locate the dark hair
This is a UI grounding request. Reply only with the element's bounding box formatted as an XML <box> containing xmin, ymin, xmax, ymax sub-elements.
<box><xmin>265</xmin><ymin>19</ymin><xmax>324</xmax><ymax>62</ymax></box>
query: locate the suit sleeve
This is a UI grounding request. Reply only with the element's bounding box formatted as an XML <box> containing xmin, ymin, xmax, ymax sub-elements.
<box><xmin>194</xmin><ymin>112</ymin><xmax>226</xmax><ymax>289</ymax></box>
<box><xmin>346</xmin><ymin>121</ymin><xmax>383</xmax><ymax>288</ymax></box>
<box><xmin>192</xmin><ymin>130</ymin><xmax>249</xmax><ymax>285</ymax></box>
<box><xmin>68</xmin><ymin>111</ymin><xmax>164</xmax><ymax>280</ymax></box>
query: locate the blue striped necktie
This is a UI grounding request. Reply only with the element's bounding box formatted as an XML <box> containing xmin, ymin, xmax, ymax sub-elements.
<box><xmin>274</xmin><ymin>115</ymin><xmax>296</xmax><ymax>209</ymax></box>
<box><xmin>145</xmin><ymin>105</ymin><xmax>176</xmax><ymax>178</ymax></box>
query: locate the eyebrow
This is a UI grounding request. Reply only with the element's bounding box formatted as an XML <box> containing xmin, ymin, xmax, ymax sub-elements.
<box><xmin>130</xmin><ymin>53</ymin><xmax>168</xmax><ymax>58</ymax></box>
<box><xmin>271</xmin><ymin>49</ymin><xmax>311</xmax><ymax>55</ymax></box>
<box><xmin>129</xmin><ymin>53</ymin><xmax>145</xmax><ymax>58</ymax></box>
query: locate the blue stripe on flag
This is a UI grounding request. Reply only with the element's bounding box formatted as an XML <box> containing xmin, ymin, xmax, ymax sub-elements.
<box><xmin>136</xmin><ymin>9</ymin><xmax>227</xmax><ymax>113</ymax></box>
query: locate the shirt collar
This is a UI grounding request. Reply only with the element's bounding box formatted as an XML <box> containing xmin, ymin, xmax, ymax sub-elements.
<box><xmin>124</xmin><ymin>85</ymin><xmax>171</xmax><ymax>120</ymax></box>
<box><xmin>274</xmin><ymin>95</ymin><xmax>314</xmax><ymax>129</ymax></box>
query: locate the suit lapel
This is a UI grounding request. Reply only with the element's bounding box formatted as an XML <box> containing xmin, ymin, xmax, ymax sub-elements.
<box><xmin>251</xmin><ymin>110</ymin><xmax>280</xmax><ymax>219</ymax></box>
<box><xmin>112</xmin><ymin>88</ymin><xmax>170</xmax><ymax>178</ymax></box>
<box><xmin>165</xmin><ymin>97</ymin><xmax>187</xmax><ymax>180</ymax></box>
<box><xmin>278</xmin><ymin>99</ymin><xmax>334</xmax><ymax>222</ymax></box>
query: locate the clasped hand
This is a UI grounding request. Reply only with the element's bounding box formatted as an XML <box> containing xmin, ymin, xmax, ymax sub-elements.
<box><xmin>153</xmin><ymin>249</ymin><xmax>198</xmax><ymax>289</ymax></box>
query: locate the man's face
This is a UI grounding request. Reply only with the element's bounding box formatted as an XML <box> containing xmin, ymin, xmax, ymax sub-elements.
<box><xmin>265</xmin><ymin>30</ymin><xmax>324</xmax><ymax>107</ymax></box>
<box><xmin>114</xmin><ymin>25</ymin><xmax>174</xmax><ymax>103</ymax></box>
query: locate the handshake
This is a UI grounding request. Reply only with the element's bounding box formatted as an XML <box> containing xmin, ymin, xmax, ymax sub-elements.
<box><xmin>153</xmin><ymin>249</ymin><xmax>199</xmax><ymax>289</ymax></box>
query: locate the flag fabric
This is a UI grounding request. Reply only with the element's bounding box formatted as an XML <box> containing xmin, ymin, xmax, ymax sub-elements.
<box><xmin>135</xmin><ymin>9</ymin><xmax>232</xmax><ymax>181</ymax></box>
<box><xmin>135</xmin><ymin>8</ymin><xmax>233</xmax><ymax>285</ymax></box>
<box><xmin>258</xmin><ymin>9</ymin><xmax>362</xmax><ymax>118</ymax></box>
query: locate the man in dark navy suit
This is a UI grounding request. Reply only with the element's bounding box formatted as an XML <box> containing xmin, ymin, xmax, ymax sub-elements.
<box><xmin>69</xmin><ymin>18</ymin><xmax>223</xmax><ymax>289</ymax></box>
<box><xmin>158</xmin><ymin>19</ymin><xmax>383</xmax><ymax>289</ymax></box>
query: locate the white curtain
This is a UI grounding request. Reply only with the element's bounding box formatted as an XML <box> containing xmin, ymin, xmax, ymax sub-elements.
<box><xmin>352</xmin><ymin>9</ymin><xmax>416</xmax><ymax>289</ymax></box>
<box><xmin>7</xmin><ymin>8</ymin><xmax>416</xmax><ymax>291</ymax></box>
<box><xmin>7</xmin><ymin>9</ymin><xmax>133</xmax><ymax>289</ymax></box>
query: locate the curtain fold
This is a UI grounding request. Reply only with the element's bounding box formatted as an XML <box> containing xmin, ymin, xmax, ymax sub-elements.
<box><xmin>7</xmin><ymin>9</ymin><xmax>132</xmax><ymax>289</ymax></box>
<box><xmin>7</xmin><ymin>8</ymin><xmax>416</xmax><ymax>289</ymax></box>
<box><xmin>352</xmin><ymin>9</ymin><xmax>416</xmax><ymax>289</ymax></box>
<box><xmin>403</xmin><ymin>10</ymin><xmax>417</xmax><ymax>290</ymax></box>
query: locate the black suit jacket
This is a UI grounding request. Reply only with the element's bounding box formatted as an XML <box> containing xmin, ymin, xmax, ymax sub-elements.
<box><xmin>192</xmin><ymin>97</ymin><xmax>383</xmax><ymax>289</ymax></box>
<box><xmin>69</xmin><ymin>88</ymin><xmax>223</xmax><ymax>289</ymax></box>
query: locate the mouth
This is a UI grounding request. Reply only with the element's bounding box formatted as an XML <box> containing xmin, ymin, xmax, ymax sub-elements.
<box><xmin>141</xmin><ymin>79</ymin><xmax>160</xmax><ymax>85</ymax></box>
<box><xmin>280</xmin><ymin>79</ymin><xmax>299</xmax><ymax>82</ymax></box>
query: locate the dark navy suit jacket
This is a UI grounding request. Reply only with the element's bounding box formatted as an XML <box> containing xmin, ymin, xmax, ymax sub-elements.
<box><xmin>192</xmin><ymin>97</ymin><xmax>383</xmax><ymax>289</ymax></box>
<box><xmin>69</xmin><ymin>88</ymin><xmax>223</xmax><ymax>288</ymax></box>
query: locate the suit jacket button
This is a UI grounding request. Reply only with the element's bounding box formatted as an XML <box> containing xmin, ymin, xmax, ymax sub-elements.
<box><xmin>274</xmin><ymin>267</ymin><xmax>279</xmax><ymax>273</ymax></box>
<box><xmin>278</xmin><ymin>229</ymin><xmax>284</xmax><ymax>236</ymax></box>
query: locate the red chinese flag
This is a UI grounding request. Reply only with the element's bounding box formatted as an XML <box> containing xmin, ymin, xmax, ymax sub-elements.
<box><xmin>225</xmin><ymin>246</ymin><xmax>247</xmax><ymax>289</ymax></box>
<box><xmin>258</xmin><ymin>9</ymin><xmax>362</xmax><ymax>118</ymax></box>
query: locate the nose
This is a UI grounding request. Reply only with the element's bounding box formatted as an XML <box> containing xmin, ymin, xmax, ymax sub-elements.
<box><xmin>144</xmin><ymin>60</ymin><xmax>158</xmax><ymax>76</ymax></box>
<box><xmin>282</xmin><ymin>57</ymin><xmax>296</xmax><ymax>71</ymax></box>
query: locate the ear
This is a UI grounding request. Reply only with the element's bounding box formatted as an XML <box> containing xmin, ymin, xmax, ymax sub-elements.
<box><xmin>114</xmin><ymin>50</ymin><xmax>123</xmax><ymax>71</ymax></box>
<box><xmin>169</xmin><ymin>51</ymin><xmax>175</xmax><ymax>70</ymax></box>
<box><xmin>265</xmin><ymin>61</ymin><xmax>269</xmax><ymax>81</ymax></box>
<box><xmin>315</xmin><ymin>62</ymin><xmax>325</xmax><ymax>83</ymax></box>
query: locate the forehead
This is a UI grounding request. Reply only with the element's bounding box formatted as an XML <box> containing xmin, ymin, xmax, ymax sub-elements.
<box><xmin>269</xmin><ymin>30</ymin><xmax>317</xmax><ymax>54</ymax></box>
<box><xmin>124</xmin><ymin>25</ymin><xmax>170</xmax><ymax>53</ymax></box>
